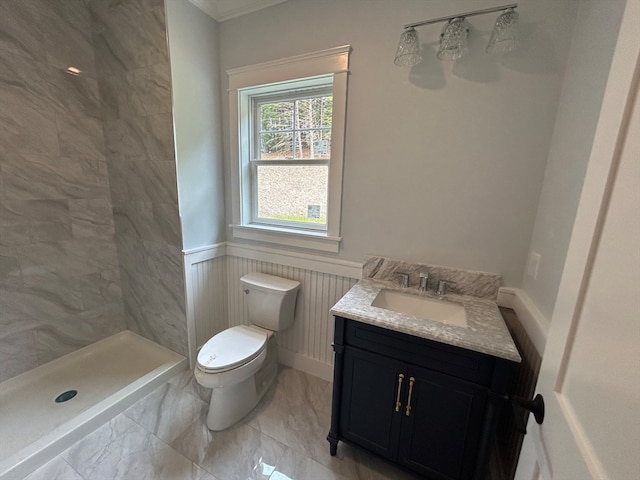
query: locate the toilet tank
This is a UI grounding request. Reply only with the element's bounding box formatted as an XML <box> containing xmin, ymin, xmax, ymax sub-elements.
<box><xmin>240</xmin><ymin>273</ymin><xmax>300</xmax><ymax>331</ymax></box>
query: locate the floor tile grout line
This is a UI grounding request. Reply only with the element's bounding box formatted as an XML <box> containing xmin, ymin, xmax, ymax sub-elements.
<box><xmin>118</xmin><ymin>407</ymin><xmax>209</xmax><ymax>478</ymax></box>
<box><xmin>61</xmin><ymin>456</ymin><xmax>88</xmax><ymax>480</ymax></box>
<box><xmin>250</xmin><ymin>416</ymin><xmax>330</xmax><ymax>465</ymax></box>
<box><xmin>145</xmin><ymin>421</ymin><xmax>212</xmax><ymax>480</ymax></box>
<box><xmin>121</xmin><ymin>379</ymin><xmax>208</xmax><ymax>442</ymax></box>
<box><xmin>264</xmin><ymin>443</ymin><xmax>289</xmax><ymax>480</ymax></box>
<box><xmin>167</xmin><ymin>371</ymin><xmax>213</xmax><ymax>404</ymax></box>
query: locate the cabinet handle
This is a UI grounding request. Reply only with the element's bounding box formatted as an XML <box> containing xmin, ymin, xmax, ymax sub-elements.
<box><xmin>405</xmin><ymin>377</ymin><xmax>415</xmax><ymax>416</ymax></box>
<box><xmin>394</xmin><ymin>373</ymin><xmax>405</xmax><ymax>412</ymax></box>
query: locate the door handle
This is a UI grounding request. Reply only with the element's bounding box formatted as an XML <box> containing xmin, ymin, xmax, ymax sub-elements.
<box><xmin>394</xmin><ymin>373</ymin><xmax>405</xmax><ymax>412</ymax></box>
<box><xmin>405</xmin><ymin>377</ymin><xmax>415</xmax><ymax>416</ymax></box>
<box><xmin>512</xmin><ymin>393</ymin><xmax>545</xmax><ymax>434</ymax></box>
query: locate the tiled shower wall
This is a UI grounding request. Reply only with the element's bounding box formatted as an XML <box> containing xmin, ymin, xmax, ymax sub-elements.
<box><xmin>0</xmin><ymin>0</ymin><xmax>125</xmax><ymax>382</ymax></box>
<box><xmin>0</xmin><ymin>0</ymin><xmax>187</xmax><ymax>383</ymax></box>
<box><xmin>89</xmin><ymin>0</ymin><xmax>187</xmax><ymax>356</ymax></box>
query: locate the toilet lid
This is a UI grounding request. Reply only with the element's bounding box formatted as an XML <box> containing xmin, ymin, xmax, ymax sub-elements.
<box><xmin>197</xmin><ymin>325</ymin><xmax>268</xmax><ymax>373</ymax></box>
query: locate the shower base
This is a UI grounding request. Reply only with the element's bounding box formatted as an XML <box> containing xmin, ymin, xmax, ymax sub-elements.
<box><xmin>0</xmin><ymin>330</ymin><xmax>187</xmax><ymax>480</ymax></box>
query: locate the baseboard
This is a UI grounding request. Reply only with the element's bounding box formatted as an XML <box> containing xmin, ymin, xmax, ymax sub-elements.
<box><xmin>278</xmin><ymin>346</ymin><xmax>334</xmax><ymax>382</ymax></box>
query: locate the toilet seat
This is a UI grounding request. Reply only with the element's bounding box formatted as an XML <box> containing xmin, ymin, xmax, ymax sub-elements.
<box><xmin>197</xmin><ymin>325</ymin><xmax>269</xmax><ymax>373</ymax></box>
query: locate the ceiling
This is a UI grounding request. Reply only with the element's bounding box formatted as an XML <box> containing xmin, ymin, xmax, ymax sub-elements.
<box><xmin>188</xmin><ymin>0</ymin><xmax>289</xmax><ymax>22</ymax></box>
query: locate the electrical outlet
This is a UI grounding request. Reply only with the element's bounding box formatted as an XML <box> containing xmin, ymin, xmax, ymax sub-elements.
<box><xmin>527</xmin><ymin>251</ymin><xmax>541</xmax><ymax>280</ymax></box>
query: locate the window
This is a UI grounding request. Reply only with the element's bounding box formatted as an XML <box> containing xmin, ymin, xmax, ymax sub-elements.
<box><xmin>252</xmin><ymin>86</ymin><xmax>332</xmax><ymax>230</ymax></box>
<box><xmin>228</xmin><ymin>46</ymin><xmax>350</xmax><ymax>253</ymax></box>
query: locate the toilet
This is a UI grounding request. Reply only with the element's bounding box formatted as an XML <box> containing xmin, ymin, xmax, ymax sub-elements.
<box><xmin>194</xmin><ymin>272</ymin><xmax>300</xmax><ymax>430</ymax></box>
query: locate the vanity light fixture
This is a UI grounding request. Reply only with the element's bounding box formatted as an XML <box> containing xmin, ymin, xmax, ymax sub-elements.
<box><xmin>393</xmin><ymin>3</ymin><xmax>519</xmax><ymax>66</ymax></box>
<box><xmin>394</xmin><ymin>27</ymin><xmax>422</xmax><ymax>67</ymax></box>
<box><xmin>436</xmin><ymin>17</ymin><xmax>470</xmax><ymax>62</ymax></box>
<box><xmin>486</xmin><ymin>7</ymin><xmax>519</xmax><ymax>54</ymax></box>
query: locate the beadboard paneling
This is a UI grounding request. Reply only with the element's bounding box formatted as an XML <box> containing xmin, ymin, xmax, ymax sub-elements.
<box><xmin>191</xmin><ymin>255</ymin><xmax>227</xmax><ymax>349</ymax></box>
<box><xmin>225</xmin><ymin>255</ymin><xmax>358</xmax><ymax>368</ymax></box>
<box><xmin>184</xmin><ymin>245</ymin><xmax>359</xmax><ymax>378</ymax></box>
<box><xmin>184</xmin><ymin>247</ymin><xmax>546</xmax><ymax>389</ymax></box>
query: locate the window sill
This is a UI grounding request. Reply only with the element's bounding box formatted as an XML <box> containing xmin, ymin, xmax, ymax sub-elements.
<box><xmin>230</xmin><ymin>224</ymin><xmax>341</xmax><ymax>253</ymax></box>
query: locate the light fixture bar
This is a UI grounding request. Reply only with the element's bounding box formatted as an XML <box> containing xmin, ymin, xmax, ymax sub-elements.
<box><xmin>403</xmin><ymin>3</ymin><xmax>517</xmax><ymax>29</ymax></box>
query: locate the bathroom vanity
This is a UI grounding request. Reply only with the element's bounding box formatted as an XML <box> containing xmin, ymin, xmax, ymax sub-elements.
<box><xmin>328</xmin><ymin>278</ymin><xmax>521</xmax><ymax>480</ymax></box>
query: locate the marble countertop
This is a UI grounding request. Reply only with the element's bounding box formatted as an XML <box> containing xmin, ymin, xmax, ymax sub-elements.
<box><xmin>330</xmin><ymin>279</ymin><xmax>521</xmax><ymax>363</ymax></box>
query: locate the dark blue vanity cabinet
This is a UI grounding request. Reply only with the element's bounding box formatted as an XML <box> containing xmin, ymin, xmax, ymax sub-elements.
<box><xmin>328</xmin><ymin>316</ymin><xmax>516</xmax><ymax>480</ymax></box>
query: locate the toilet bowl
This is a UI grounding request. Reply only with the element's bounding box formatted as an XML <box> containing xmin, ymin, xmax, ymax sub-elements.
<box><xmin>194</xmin><ymin>272</ymin><xmax>300</xmax><ymax>431</ymax></box>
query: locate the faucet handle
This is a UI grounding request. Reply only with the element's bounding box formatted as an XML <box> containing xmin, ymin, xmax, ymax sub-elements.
<box><xmin>436</xmin><ymin>280</ymin><xmax>457</xmax><ymax>296</ymax></box>
<box><xmin>419</xmin><ymin>272</ymin><xmax>429</xmax><ymax>292</ymax></box>
<box><xmin>395</xmin><ymin>272</ymin><xmax>409</xmax><ymax>288</ymax></box>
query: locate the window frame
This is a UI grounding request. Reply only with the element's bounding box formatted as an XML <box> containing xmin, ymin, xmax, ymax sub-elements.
<box><xmin>228</xmin><ymin>46</ymin><xmax>350</xmax><ymax>253</ymax></box>
<box><xmin>250</xmin><ymin>85</ymin><xmax>333</xmax><ymax>231</ymax></box>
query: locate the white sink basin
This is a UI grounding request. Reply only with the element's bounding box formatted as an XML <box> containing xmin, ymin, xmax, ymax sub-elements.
<box><xmin>371</xmin><ymin>290</ymin><xmax>468</xmax><ymax>328</ymax></box>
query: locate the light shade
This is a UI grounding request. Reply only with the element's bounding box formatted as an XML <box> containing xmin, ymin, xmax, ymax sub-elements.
<box><xmin>394</xmin><ymin>27</ymin><xmax>422</xmax><ymax>67</ymax></box>
<box><xmin>486</xmin><ymin>8</ymin><xmax>519</xmax><ymax>54</ymax></box>
<box><xmin>437</xmin><ymin>17</ymin><xmax>469</xmax><ymax>61</ymax></box>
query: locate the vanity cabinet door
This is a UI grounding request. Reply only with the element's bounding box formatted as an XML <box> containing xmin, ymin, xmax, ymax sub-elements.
<box><xmin>330</xmin><ymin>317</ymin><xmax>504</xmax><ymax>480</ymax></box>
<box><xmin>398</xmin><ymin>366</ymin><xmax>488</xmax><ymax>480</ymax></box>
<box><xmin>339</xmin><ymin>347</ymin><xmax>405</xmax><ymax>460</ymax></box>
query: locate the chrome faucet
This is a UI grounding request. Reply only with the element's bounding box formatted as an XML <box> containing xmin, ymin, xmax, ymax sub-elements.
<box><xmin>396</xmin><ymin>272</ymin><xmax>409</xmax><ymax>288</ymax></box>
<box><xmin>419</xmin><ymin>272</ymin><xmax>429</xmax><ymax>293</ymax></box>
<box><xmin>436</xmin><ymin>280</ymin><xmax>456</xmax><ymax>296</ymax></box>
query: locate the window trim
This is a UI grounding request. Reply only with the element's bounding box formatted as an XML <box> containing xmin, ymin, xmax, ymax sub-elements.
<box><xmin>228</xmin><ymin>46</ymin><xmax>350</xmax><ymax>253</ymax></box>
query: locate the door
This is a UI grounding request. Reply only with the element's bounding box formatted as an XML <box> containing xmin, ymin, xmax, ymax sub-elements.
<box><xmin>516</xmin><ymin>7</ymin><xmax>640</xmax><ymax>479</ymax></box>
<box><xmin>340</xmin><ymin>347</ymin><xmax>404</xmax><ymax>460</ymax></box>
<box><xmin>399</xmin><ymin>366</ymin><xmax>487</xmax><ymax>480</ymax></box>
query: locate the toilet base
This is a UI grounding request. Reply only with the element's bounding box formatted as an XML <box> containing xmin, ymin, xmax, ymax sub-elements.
<box><xmin>204</xmin><ymin>342</ymin><xmax>278</xmax><ymax>431</ymax></box>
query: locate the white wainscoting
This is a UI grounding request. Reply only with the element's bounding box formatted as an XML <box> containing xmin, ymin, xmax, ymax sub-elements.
<box><xmin>184</xmin><ymin>244</ymin><xmax>548</xmax><ymax>381</ymax></box>
<box><xmin>191</xmin><ymin>255</ymin><xmax>228</xmax><ymax>350</ymax></box>
<box><xmin>183</xmin><ymin>243</ymin><xmax>360</xmax><ymax>380</ymax></box>
<box><xmin>183</xmin><ymin>243</ymin><xmax>227</xmax><ymax>368</ymax></box>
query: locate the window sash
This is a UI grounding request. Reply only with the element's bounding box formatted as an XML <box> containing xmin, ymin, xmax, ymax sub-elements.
<box><xmin>249</xmin><ymin>87</ymin><xmax>332</xmax><ymax>231</ymax></box>
<box><xmin>250</xmin><ymin>159</ymin><xmax>329</xmax><ymax>166</ymax></box>
<box><xmin>250</xmin><ymin>159</ymin><xmax>329</xmax><ymax>231</ymax></box>
<box><xmin>252</xmin><ymin>87</ymin><xmax>332</xmax><ymax>162</ymax></box>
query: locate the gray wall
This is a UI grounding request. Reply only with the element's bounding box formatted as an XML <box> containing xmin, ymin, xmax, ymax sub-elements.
<box><xmin>89</xmin><ymin>0</ymin><xmax>187</xmax><ymax>355</ymax></box>
<box><xmin>0</xmin><ymin>0</ymin><xmax>125</xmax><ymax>381</ymax></box>
<box><xmin>218</xmin><ymin>0</ymin><xmax>578</xmax><ymax>286</ymax></box>
<box><xmin>522</xmin><ymin>0</ymin><xmax>627</xmax><ymax>320</ymax></box>
<box><xmin>166</xmin><ymin>0</ymin><xmax>226</xmax><ymax>251</ymax></box>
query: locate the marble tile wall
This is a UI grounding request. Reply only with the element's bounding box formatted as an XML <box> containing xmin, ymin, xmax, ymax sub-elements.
<box><xmin>88</xmin><ymin>0</ymin><xmax>187</xmax><ymax>356</ymax></box>
<box><xmin>0</xmin><ymin>0</ymin><xmax>125</xmax><ymax>381</ymax></box>
<box><xmin>0</xmin><ymin>0</ymin><xmax>188</xmax><ymax>383</ymax></box>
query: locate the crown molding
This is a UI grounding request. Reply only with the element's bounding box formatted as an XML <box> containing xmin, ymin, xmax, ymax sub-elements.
<box><xmin>188</xmin><ymin>0</ymin><xmax>289</xmax><ymax>22</ymax></box>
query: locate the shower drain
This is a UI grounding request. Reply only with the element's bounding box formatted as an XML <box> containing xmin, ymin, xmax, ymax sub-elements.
<box><xmin>55</xmin><ymin>390</ymin><xmax>78</xmax><ymax>403</ymax></box>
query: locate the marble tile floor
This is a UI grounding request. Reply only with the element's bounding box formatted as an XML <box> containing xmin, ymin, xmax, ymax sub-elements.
<box><xmin>23</xmin><ymin>367</ymin><xmax>424</xmax><ymax>480</ymax></box>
